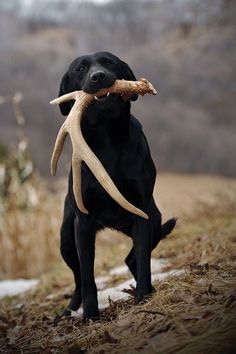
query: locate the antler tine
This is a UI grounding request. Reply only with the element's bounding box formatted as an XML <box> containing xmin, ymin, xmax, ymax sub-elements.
<box><xmin>50</xmin><ymin>91</ymin><xmax>80</xmax><ymax>105</ymax></box>
<box><xmin>72</xmin><ymin>157</ymin><xmax>89</xmax><ymax>214</ymax></box>
<box><xmin>51</xmin><ymin>123</ymin><xmax>68</xmax><ymax>176</ymax></box>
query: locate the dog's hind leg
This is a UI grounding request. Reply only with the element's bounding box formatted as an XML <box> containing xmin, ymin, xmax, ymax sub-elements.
<box><xmin>60</xmin><ymin>195</ymin><xmax>82</xmax><ymax>316</ymax></box>
<box><xmin>125</xmin><ymin>198</ymin><xmax>160</xmax><ymax>279</ymax></box>
<box><xmin>125</xmin><ymin>198</ymin><xmax>176</xmax><ymax>287</ymax></box>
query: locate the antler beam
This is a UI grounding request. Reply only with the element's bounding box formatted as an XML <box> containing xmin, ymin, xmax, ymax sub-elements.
<box><xmin>50</xmin><ymin>78</ymin><xmax>157</xmax><ymax>220</ymax></box>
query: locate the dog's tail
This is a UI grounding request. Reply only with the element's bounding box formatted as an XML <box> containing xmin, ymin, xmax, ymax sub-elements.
<box><xmin>161</xmin><ymin>218</ymin><xmax>177</xmax><ymax>239</ymax></box>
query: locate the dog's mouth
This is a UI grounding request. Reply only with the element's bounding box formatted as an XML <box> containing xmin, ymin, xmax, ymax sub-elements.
<box><xmin>94</xmin><ymin>92</ymin><xmax>110</xmax><ymax>103</ymax></box>
<box><xmin>91</xmin><ymin>92</ymin><xmax>120</xmax><ymax>109</ymax></box>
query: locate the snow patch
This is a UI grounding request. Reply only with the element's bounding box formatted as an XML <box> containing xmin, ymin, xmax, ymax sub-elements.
<box><xmin>109</xmin><ymin>258</ymin><xmax>169</xmax><ymax>276</ymax></box>
<box><xmin>0</xmin><ymin>259</ymin><xmax>185</xmax><ymax>314</ymax></box>
<box><xmin>72</xmin><ymin>261</ymin><xmax>185</xmax><ymax>317</ymax></box>
<box><xmin>96</xmin><ymin>267</ymin><xmax>185</xmax><ymax>308</ymax></box>
<box><xmin>0</xmin><ymin>279</ymin><xmax>39</xmax><ymax>298</ymax></box>
<box><xmin>110</xmin><ymin>265</ymin><xmax>129</xmax><ymax>276</ymax></box>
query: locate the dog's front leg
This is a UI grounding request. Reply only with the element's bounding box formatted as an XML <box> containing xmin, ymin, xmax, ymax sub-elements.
<box><xmin>74</xmin><ymin>214</ymin><xmax>99</xmax><ymax>321</ymax></box>
<box><xmin>132</xmin><ymin>216</ymin><xmax>152</xmax><ymax>303</ymax></box>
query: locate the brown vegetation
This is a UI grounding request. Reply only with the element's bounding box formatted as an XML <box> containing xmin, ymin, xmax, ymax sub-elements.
<box><xmin>0</xmin><ymin>187</ymin><xmax>236</xmax><ymax>353</ymax></box>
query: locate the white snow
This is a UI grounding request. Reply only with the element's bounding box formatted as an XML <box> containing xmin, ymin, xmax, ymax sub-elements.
<box><xmin>109</xmin><ymin>258</ymin><xmax>169</xmax><ymax>276</ymax></box>
<box><xmin>95</xmin><ymin>275</ymin><xmax>112</xmax><ymax>290</ymax></box>
<box><xmin>0</xmin><ymin>258</ymin><xmax>185</xmax><ymax>316</ymax></box>
<box><xmin>73</xmin><ymin>260</ymin><xmax>185</xmax><ymax>317</ymax></box>
<box><xmin>110</xmin><ymin>264</ymin><xmax>129</xmax><ymax>276</ymax></box>
<box><xmin>96</xmin><ymin>267</ymin><xmax>185</xmax><ymax>308</ymax></box>
<box><xmin>0</xmin><ymin>279</ymin><xmax>39</xmax><ymax>298</ymax></box>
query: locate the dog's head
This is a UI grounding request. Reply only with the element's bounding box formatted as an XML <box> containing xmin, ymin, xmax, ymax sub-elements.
<box><xmin>58</xmin><ymin>51</ymin><xmax>138</xmax><ymax>116</ymax></box>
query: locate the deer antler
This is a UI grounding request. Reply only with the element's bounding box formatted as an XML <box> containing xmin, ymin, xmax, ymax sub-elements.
<box><xmin>50</xmin><ymin>78</ymin><xmax>157</xmax><ymax>220</ymax></box>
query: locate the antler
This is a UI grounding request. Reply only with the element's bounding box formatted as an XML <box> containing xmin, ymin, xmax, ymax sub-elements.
<box><xmin>50</xmin><ymin>78</ymin><xmax>157</xmax><ymax>220</ymax></box>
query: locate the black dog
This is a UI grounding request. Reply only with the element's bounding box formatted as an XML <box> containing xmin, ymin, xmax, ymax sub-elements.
<box><xmin>57</xmin><ymin>51</ymin><xmax>176</xmax><ymax>320</ymax></box>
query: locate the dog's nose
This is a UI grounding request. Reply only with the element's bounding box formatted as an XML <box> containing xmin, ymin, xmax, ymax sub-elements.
<box><xmin>90</xmin><ymin>70</ymin><xmax>106</xmax><ymax>83</ymax></box>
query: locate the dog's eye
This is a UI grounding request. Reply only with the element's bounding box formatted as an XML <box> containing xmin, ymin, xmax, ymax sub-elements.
<box><xmin>77</xmin><ymin>66</ymin><xmax>86</xmax><ymax>72</ymax></box>
<box><xmin>104</xmin><ymin>59</ymin><xmax>113</xmax><ymax>66</ymax></box>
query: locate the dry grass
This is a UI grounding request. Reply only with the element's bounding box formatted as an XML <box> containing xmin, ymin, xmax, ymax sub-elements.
<box><xmin>1</xmin><ymin>173</ymin><xmax>235</xmax><ymax>279</ymax></box>
<box><xmin>0</xmin><ymin>179</ymin><xmax>236</xmax><ymax>353</ymax></box>
<box><xmin>0</xmin><ymin>175</ymin><xmax>63</xmax><ymax>279</ymax></box>
<box><xmin>1</xmin><ymin>266</ymin><xmax>236</xmax><ymax>354</ymax></box>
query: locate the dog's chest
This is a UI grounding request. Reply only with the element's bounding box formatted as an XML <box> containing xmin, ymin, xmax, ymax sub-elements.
<box><xmin>82</xmin><ymin>134</ymin><xmax>137</xmax><ymax>182</ymax></box>
<box><xmin>82</xmin><ymin>117</ymin><xmax>142</xmax><ymax>180</ymax></box>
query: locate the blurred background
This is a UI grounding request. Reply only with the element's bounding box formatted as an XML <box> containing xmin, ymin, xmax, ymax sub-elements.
<box><xmin>0</xmin><ymin>0</ymin><xmax>236</xmax><ymax>280</ymax></box>
<box><xmin>0</xmin><ymin>0</ymin><xmax>235</xmax><ymax>176</ymax></box>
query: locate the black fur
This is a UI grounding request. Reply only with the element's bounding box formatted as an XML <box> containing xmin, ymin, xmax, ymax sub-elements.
<box><xmin>58</xmin><ymin>51</ymin><xmax>176</xmax><ymax>321</ymax></box>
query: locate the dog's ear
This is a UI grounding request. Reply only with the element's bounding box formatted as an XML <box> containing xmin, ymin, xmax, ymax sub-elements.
<box><xmin>58</xmin><ymin>73</ymin><xmax>74</xmax><ymax>116</ymax></box>
<box><xmin>120</xmin><ymin>61</ymin><xmax>138</xmax><ymax>101</ymax></box>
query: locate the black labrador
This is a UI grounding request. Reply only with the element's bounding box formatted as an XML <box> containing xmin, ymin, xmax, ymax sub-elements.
<box><xmin>57</xmin><ymin>51</ymin><xmax>176</xmax><ymax>320</ymax></box>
